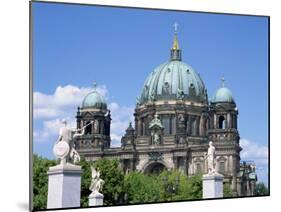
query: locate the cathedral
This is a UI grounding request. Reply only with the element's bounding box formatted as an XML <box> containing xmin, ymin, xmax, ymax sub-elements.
<box><xmin>74</xmin><ymin>27</ymin><xmax>257</xmax><ymax>197</ymax></box>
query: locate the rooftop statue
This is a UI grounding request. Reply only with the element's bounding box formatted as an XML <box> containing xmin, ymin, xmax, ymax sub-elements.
<box><xmin>151</xmin><ymin>131</ymin><xmax>160</xmax><ymax>145</ymax></box>
<box><xmin>149</xmin><ymin>114</ymin><xmax>164</xmax><ymax>129</ymax></box>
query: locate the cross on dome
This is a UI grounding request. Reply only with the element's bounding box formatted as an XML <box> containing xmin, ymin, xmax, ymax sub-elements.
<box><xmin>221</xmin><ymin>76</ymin><xmax>225</xmax><ymax>87</ymax></box>
<box><xmin>93</xmin><ymin>81</ymin><xmax>97</xmax><ymax>91</ymax></box>
<box><xmin>174</xmin><ymin>22</ymin><xmax>178</xmax><ymax>34</ymax></box>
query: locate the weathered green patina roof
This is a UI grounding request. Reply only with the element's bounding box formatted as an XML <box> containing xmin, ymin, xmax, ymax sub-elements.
<box><xmin>82</xmin><ymin>84</ymin><xmax>107</xmax><ymax>110</ymax></box>
<box><xmin>138</xmin><ymin>26</ymin><xmax>208</xmax><ymax>105</ymax></box>
<box><xmin>213</xmin><ymin>77</ymin><xmax>235</xmax><ymax>103</ymax></box>
<box><xmin>149</xmin><ymin>114</ymin><xmax>164</xmax><ymax>129</ymax></box>
<box><xmin>213</xmin><ymin>86</ymin><xmax>235</xmax><ymax>103</ymax></box>
<box><xmin>139</xmin><ymin>60</ymin><xmax>207</xmax><ymax>104</ymax></box>
<box><xmin>249</xmin><ymin>172</ymin><xmax>257</xmax><ymax>180</ymax></box>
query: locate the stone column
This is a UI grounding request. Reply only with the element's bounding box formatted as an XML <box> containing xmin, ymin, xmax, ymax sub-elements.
<box><xmin>89</xmin><ymin>192</ymin><xmax>104</xmax><ymax>206</ymax></box>
<box><xmin>47</xmin><ymin>163</ymin><xmax>82</xmax><ymax>209</ymax></box>
<box><xmin>231</xmin><ymin>156</ymin><xmax>238</xmax><ymax>195</ymax></box>
<box><xmin>202</xmin><ymin>173</ymin><xmax>224</xmax><ymax>199</ymax></box>
<box><xmin>227</xmin><ymin>113</ymin><xmax>231</xmax><ymax>128</ymax></box>
<box><xmin>236</xmin><ymin>178</ymin><xmax>242</xmax><ymax>196</ymax></box>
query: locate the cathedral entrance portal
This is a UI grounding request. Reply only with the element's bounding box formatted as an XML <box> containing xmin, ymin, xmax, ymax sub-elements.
<box><xmin>144</xmin><ymin>162</ymin><xmax>167</xmax><ymax>175</ymax></box>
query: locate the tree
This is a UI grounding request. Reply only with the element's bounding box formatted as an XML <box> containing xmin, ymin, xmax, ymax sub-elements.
<box><xmin>223</xmin><ymin>183</ymin><xmax>234</xmax><ymax>197</ymax></box>
<box><xmin>255</xmin><ymin>182</ymin><xmax>269</xmax><ymax>196</ymax></box>
<box><xmin>186</xmin><ymin>174</ymin><xmax>202</xmax><ymax>199</ymax></box>
<box><xmin>78</xmin><ymin>156</ymin><xmax>93</xmax><ymax>207</ymax></box>
<box><xmin>124</xmin><ymin>172</ymin><xmax>163</xmax><ymax>204</ymax></box>
<box><xmin>94</xmin><ymin>159</ymin><xmax>125</xmax><ymax>205</ymax></box>
<box><xmin>32</xmin><ymin>154</ymin><xmax>57</xmax><ymax>210</ymax></box>
<box><xmin>124</xmin><ymin>170</ymin><xmax>203</xmax><ymax>204</ymax></box>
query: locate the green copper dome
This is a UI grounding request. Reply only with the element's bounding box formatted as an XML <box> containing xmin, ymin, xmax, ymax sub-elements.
<box><xmin>138</xmin><ymin>26</ymin><xmax>208</xmax><ymax>105</ymax></box>
<box><xmin>139</xmin><ymin>61</ymin><xmax>207</xmax><ymax>104</ymax></box>
<box><xmin>213</xmin><ymin>87</ymin><xmax>234</xmax><ymax>103</ymax></box>
<box><xmin>82</xmin><ymin>85</ymin><xmax>107</xmax><ymax>110</ymax></box>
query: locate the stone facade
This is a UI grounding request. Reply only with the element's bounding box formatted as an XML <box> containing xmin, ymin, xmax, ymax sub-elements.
<box><xmin>75</xmin><ymin>28</ymin><xmax>257</xmax><ymax>197</ymax></box>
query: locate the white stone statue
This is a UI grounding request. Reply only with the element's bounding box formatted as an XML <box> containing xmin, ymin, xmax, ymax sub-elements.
<box><xmin>94</xmin><ymin>119</ymin><xmax>99</xmax><ymax>133</ymax></box>
<box><xmin>89</xmin><ymin>167</ymin><xmax>105</xmax><ymax>195</ymax></box>
<box><xmin>151</xmin><ymin>131</ymin><xmax>160</xmax><ymax>145</ymax></box>
<box><xmin>204</xmin><ymin>141</ymin><xmax>216</xmax><ymax>175</ymax></box>
<box><xmin>53</xmin><ymin>119</ymin><xmax>93</xmax><ymax>165</ymax></box>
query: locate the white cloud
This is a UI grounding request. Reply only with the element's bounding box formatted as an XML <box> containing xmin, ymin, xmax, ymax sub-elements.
<box><xmin>34</xmin><ymin>118</ymin><xmax>76</xmax><ymax>143</ymax></box>
<box><xmin>33</xmin><ymin>84</ymin><xmax>134</xmax><ymax>147</ymax></box>
<box><xmin>240</xmin><ymin>138</ymin><xmax>268</xmax><ymax>162</ymax></box>
<box><xmin>33</xmin><ymin>84</ymin><xmax>108</xmax><ymax>119</ymax></box>
<box><xmin>108</xmin><ymin>102</ymin><xmax>134</xmax><ymax>147</ymax></box>
<box><xmin>240</xmin><ymin>138</ymin><xmax>269</xmax><ymax>184</ymax></box>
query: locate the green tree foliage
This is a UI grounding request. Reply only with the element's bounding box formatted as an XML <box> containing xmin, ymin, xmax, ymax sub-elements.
<box><xmin>255</xmin><ymin>182</ymin><xmax>269</xmax><ymax>196</ymax></box>
<box><xmin>186</xmin><ymin>174</ymin><xmax>202</xmax><ymax>199</ymax></box>
<box><xmin>32</xmin><ymin>154</ymin><xmax>56</xmax><ymax>210</ymax></box>
<box><xmin>223</xmin><ymin>183</ymin><xmax>234</xmax><ymax>197</ymax></box>
<box><xmin>124</xmin><ymin>170</ymin><xmax>203</xmax><ymax>204</ymax></box>
<box><xmin>124</xmin><ymin>172</ymin><xmax>163</xmax><ymax>204</ymax></box>
<box><xmin>94</xmin><ymin>159</ymin><xmax>125</xmax><ymax>205</ymax></box>
<box><xmin>78</xmin><ymin>156</ymin><xmax>93</xmax><ymax>207</ymax></box>
<box><xmin>36</xmin><ymin>155</ymin><xmax>243</xmax><ymax>209</ymax></box>
<box><xmin>32</xmin><ymin>156</ymin><xmax>125</xmax><ymax>209</ymax></box>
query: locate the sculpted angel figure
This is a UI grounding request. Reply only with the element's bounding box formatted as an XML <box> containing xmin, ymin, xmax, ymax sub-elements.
<box><xmin>89</xmin><ymin>167</ymin><xmax>105</xmax><ymax>194</ymax></box>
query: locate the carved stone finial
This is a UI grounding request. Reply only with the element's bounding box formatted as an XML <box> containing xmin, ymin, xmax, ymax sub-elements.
<box><xmin>93</xmin><ymin>81</ymin><xmax>97</xmax><ymax>91</ymax></box>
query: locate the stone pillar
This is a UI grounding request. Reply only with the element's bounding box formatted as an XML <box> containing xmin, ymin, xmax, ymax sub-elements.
<box><xmin>47</xmin><ymin>163</ymin><xmax>82</xmax><ymax>209</ymax></box>
<box><xmin>231</xmin><ymin>156</ymin><xmax>238</xmax><ymax>194</ymax></box>
<box><xmin>227</xmin><ymin>113</ymin><xmax>231</xmax><ymax>128</ymax></box>
<box><xmin>236</xmin><ymin>178</ymin><xmax>242</xmax><ymax>196</ymax></box>
<box><xmin>202</xmin><ymin>173</ymin><xmax>223</xmax><ymax>199</ymax></box>
<box><xmin>89</xmin><ymin>192</ymin><xmax>104</xmax><ymax>206</ymax></box>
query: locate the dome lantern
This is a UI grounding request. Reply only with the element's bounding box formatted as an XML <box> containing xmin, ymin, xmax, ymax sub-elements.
<box><xmin>170</xmin><ymin>23</ymin><xmax>182</xmax><ymax>61</ymax></box>
<box><xmin>82</xmin><ymin>82</ymin><xmax>107</xmax><ymax>110</ymax></box>
<box><xmin>213</xmin><ymin>77</ymin><xmax>235</xmax><ymax>103</ymax></box>
<box><xmin>138</xmin><ymin>25</ymin><xmax>207</xmax><ymax>105</ymax></box>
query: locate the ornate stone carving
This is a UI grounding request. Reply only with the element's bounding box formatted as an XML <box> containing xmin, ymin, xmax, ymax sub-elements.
<box><xmin>89</xmin><ymin>167</ymin><xmax>105</xmax><ymax>195</ymax></box>
<box><xmin>204</xmin><ymin>141</ymin><xmax>217</xmax><ymax>175</ymax></box>
<box><xmin>53</xmin><ymin>120</ymin><xmax>93</xmax><ymax>165</ymax></box>
<box><xmin>148</xmin><ymin>152</ymin><xmax>164</xmax><ymax>161</ymax></box>
<box><xmin>177</xmin><ymin>88</ymin><xmax>185</xmax><ymax>100</ymax></box>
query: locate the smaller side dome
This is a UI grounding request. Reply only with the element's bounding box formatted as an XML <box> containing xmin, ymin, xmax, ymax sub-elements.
<box><xmin>213</xmin><ymin>77</ymin><xmax>235</xmax><ymax>103</ymax></box>
<box><xmin>82</xmin><ymin>83</ymin><xmax>107</xmax><ymax>110</ymax></box>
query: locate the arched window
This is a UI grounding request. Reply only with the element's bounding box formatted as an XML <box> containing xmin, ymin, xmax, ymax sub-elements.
<box><xmin>219</xmin><ymin>161</ymin><xmax>225</xmax><ymax>173</ymax></box>
<box><xmin>171</xmin><ymin>116</ymin><xmax>176</xmax><ymax>135</ymax></box>
<box><xmin>191</xmin><ymin>118</ymin><xmax>197</xmax><ymax>136</ymax></box>
<box><xmin>141</xmin><ymin>118</ymin><xmax>146</xmax><ymax>136</ymax></box>
<box><xmin>219</xmin><ymin>115</ymin><xmax>226</xmax><ymax>129</ymax></box>
<box><xmin>196</xmin><ymin>163</ymin><xmax>202</xmax><ymax>174</ymax></box>
<box><xmin>163</xmin><ymin>117</ymin><xmax>170</xmax><ymax>135</ymax></box>
<box><xmin>85</xmin><ymin>121</ymin><xmax>92</xmax><ymax>135</ymax></box>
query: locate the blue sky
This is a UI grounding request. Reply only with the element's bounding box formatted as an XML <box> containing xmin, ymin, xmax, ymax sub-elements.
<box><xmin>32</xmin><ymin>2</ymin><xmax>268</xmax><ymax>184</ymax></box>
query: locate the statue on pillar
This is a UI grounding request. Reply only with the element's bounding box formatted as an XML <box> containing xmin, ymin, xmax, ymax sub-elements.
<box><xmin>53</xmin><ymin>119</ymin><xmax>93</xmax><ymax>165</ymax></box>
<box><xmin>89</xmin><ymin>167</ymin><xmax>105</xmax><ymax>195</ymax></box>
<box><xmin>204</xmin><ymin>141</ymin><xmax>217</xmax><ymax>175</ymax></box>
